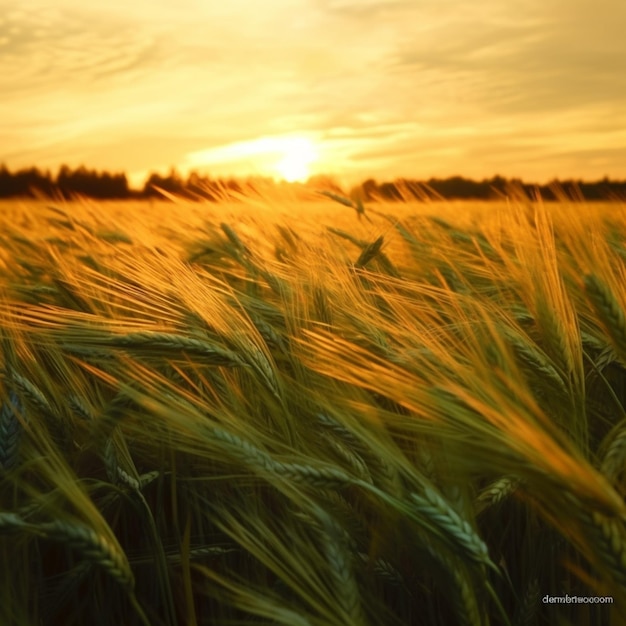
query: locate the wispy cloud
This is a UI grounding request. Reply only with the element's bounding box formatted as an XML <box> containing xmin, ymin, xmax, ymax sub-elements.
<box><xmin>1</xmin><ymin>0</ymin><xmax>625</xmax><ymax>184</ymax></box>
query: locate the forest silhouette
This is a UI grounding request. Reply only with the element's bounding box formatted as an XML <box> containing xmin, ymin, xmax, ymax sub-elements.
<box><xmin>1</xmin><ymin>163</ymin><xmax>625</xmax><ymax>202</ymax></box>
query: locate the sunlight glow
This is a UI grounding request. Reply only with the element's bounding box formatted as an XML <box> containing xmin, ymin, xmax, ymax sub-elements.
<box><xmin>184</xmin><ymin>135</ymin><xmax>319</xmax><ymax>181</ymax></box>
<box><xmin>274</xmin><ymin>137</ymin><xmax>317</xmax><ymax>182</ymax></box>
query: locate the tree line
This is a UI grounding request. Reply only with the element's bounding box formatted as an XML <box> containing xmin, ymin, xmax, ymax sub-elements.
<box><xmin>1</xmin><ymin>163</ymin><xmax>625</xmax><ymax>201</ymax></box>
<box><xmin>357</xmin><ymin>175</ymin><xmax>626</xmax><ymax>202</ymax></box>
<box><xmin>0</xmin><ymin>164</ymin><xmax>245</xmax><ymax>201</ymax></box>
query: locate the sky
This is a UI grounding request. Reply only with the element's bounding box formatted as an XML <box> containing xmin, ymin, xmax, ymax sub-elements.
<box><xmin>1</xmin><ymin>0</ymin><xmax>625</xmax><ymax>188</ymax></box>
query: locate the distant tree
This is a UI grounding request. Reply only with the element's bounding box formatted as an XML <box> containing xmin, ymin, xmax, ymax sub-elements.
<box><xmin>0</xmin><ymin>164</ymin><xmax>11</xmax><ymax>197</ymax></box>
<box><xmin>0</xmin><ymin>165</ymin><xmax>55</xmax><ymax>197</ymax></box>
<box><xmin>142</xmin><ymin>167</ymin><xmax>186</xmax><ymax>198</ymax></box>
<box><xmin>2</xmin><ymin>163</ymin><xmax>626</xmax><ymax>201</ymax></box>
<box><xmin>53</xmin><ymin>164</ymin><xmax>129</xmax><ymax>199</ymax></box>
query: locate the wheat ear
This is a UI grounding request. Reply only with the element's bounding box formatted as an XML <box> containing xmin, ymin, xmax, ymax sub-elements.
<box><xmin>421</xmin><ymin>542</ymin><xmax>486</xmax><ymax>626</ymax></box>
<box><xmin>101</xmin><ymin>332</ymin><xmax>247</xmax><ymax>366</ymax></box>
<box><xmin>477</xmin><ymin>476</ymin><xmax>520</xmax><ymax>510</ymax></box>
<box><xmin>0</xmin><ymin>513</ymin><xmax>134</xmax><ymax>590</ymax></box>
<box><xmin>220</xmin><ymin>222</ymin><xmax>249</xmax><ymax>254</ymax></box>
<box><xmin>514</xmin><ymin>578</ymin><xmax>540</xmax><ymax>626</ymax></box>
<box><xmin>585</xmin><ymin>274</ymin><xmax>626</xmax><ymax>364</ymax></box>
<box><xmin>0</xmin><ymin>511</ymin><xmax>32</xmax><ymax>533</ymax></box>
<box><xmin>357</xmin><ymin>553</ymin><xmax>405</xmax><ymax>588</ymax></box>
<box><xmin>312</xmin><ymin>507</ymin><xmax>365</xmax><ymax>625</ymax></box>
<box><xmin>578</xmin><ymin>509</ymin><xmax>626</xmax><ymax>589</ymax></box>
<box><xmin>312</xmin><ymin>286</ymin><xmax>333</xmax><ymax>327</ymax></box>
<box><xmin>211</xmin><ymin>427</ymin><xmax>355</xmax><ymax>489</ymax></box>
<box><xmin>316</xmin><ymin>413</ymin><xmax>394</xmax><ymax>487</ymax></box>
<box><xmin>103</xmin><ymin>437</ymin><xmax>141</xmax><ymax>491</ymax></box>
<box><xmin>41</xmin><ymin>520</ymin><xmax>134</xmax><ymax>591</ymax></box>
<box><xmin>323</xmin><ymin>435</ymin><xmax>373</xmax><ymax>484</ymax></box>
<box><xmin>0</xmin><ymin>390</ymin><xmax>22</xmax><ymax>471</ymax></box>
<box><xmin>409</xmin><ymin>485</ymin><xmax>491</xmax><ymax>567</ymax></box>
<box><xmin>241</xmin><ymin>344</ymin><xmax>282</xmax><ymax>401</ymax></box>
<box><xmin>453</xmin><ymin>565</ymin><xmax>486</xmax><ymax>626</ymax></box>
<box><xmin>504</xmin><ymin>330</ymin><xmax>569</xmax><ymax>396</ymax></box>
<box><xmin>5</xmin><ymin>370</ymin><xmax>52</xmax><ymax>414</ymax></box>
<box><xmin>69</xmin><ymin>394</ymin><xmax>95</xmax><ymax>421</ymax></box>
<box><xmin>601</xmin><ymin>420</ymin><xmax>626</xmax><ymax>483</ymax></box>
<box><xmin>355</xmin><ymin>236</ymin><xmax>384</xmax><ymax>269</ymax></box>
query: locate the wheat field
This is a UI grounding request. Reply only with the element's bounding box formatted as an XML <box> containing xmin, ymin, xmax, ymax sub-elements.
<box><xmin>1</xmin><ymin>189</ymin><xmax>626</xmax><ymax>625</ymax></box>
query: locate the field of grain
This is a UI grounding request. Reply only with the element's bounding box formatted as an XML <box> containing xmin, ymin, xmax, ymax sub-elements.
<box><xmin>1</xmin><ymin>192</ymin><xmax>626</xmax><ymax>625</ymax></box>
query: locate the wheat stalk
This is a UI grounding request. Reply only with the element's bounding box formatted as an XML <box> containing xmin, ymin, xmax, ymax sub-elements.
<box><xmin>139</xmin><ymin>470</ymin><xmax>159</xmax><ymax>488</ymax></box>
<box><xmin>61</xmin><ymin>346</ymin><xmax>119</xmax><ymax>361</ymax></box>
<box><xmin>248</xmin><ymin>313</ymin><xmax>288</xmax><ymax>351</ymax></box>
<box><xmin>326</xmin><ymin>227</ymin><xmax>368</xmax><ymax>251</ymax></box>
<box><xmin>453</xmin><ymin>565</ymin><xmax>486</xmax><ymax>626</ymax></box>
<box><xmin>513</xmin><ymin>578</ymin><xmax>540</xmax><ymax>626</ymax></box>
<box><xmin>357</xmin><ymin>553</ymin><xmax>405</xmax><ymax>588</ymax></box>
<box><xmin>107</xmin><ymin>332</ymin><xmax>248</xmax><ymax>366</ymax></box>
<box><xmin>0</xmin><ymin>511</ymin><xmax>32</xmax><ymax>533</ymax></box>
<box><xmin>127</xmin><ymin>544</ymin><xmax>239</xmax><ymax>566</ymax></box>
<box><xmin>241</xmin><ymin>343</ymin><xmax>282</xmax><ymax>401</ymax></box>
<box><xmin>477</xmin><ymin>476</ymin><xmax>520</xmax><ymax>509</ymax></box>
<box><xmin>355</xmin><ymin>236</ymin><xmax>384</xmax><ymax>269</ymax></box>
<box><xmin>315</xmin><ymin>413</ymin><xmax>395</xmax><ymax>486</ymax></box>
<box><xmin>41</xmin><ymin>519</ymin><xmax>134</xmax><ymax>591</ymax></box>
<box><xmin>585</xmin><ymin>273</ymin><xmax>626</xmax><ymax>364</ymax></box>
<box><xmin>420</xmin><ymin>542</ymin><xmax>486</xmax><ymax>626</ymax></box>
<box><xmin>210</xmin><ymin>427</ymin><xmax>355</xmax><ymax>489</ymax></box>
<box><xmin>4</xmin><ymin>370</ymin><xmax>52</xmax><ymax>414</ymax></box>
<box><xmin>318</xmin><ymin>190</ymin><xmax>369</xmax><ymax>221</ymax></box>
<box><xmin>69</xmin><ymin>394</ymin><xmax>95</xmax><ymax>421</ymax></box>
<box><xmin>0</xmin><ymin>390</ymin><xmax>22</xmax><ymax>471</ymax></box>
<box><xmin>578</xmin><ymin>508</ymin><xmax>626</xmax><ymax>589</ymax></box>
<box><xmin>504</xmin><ymin>329</ymin><xmax>569</xmax><ymax>396</ymax></box>
<box><xmin>311</xmin><ymin>285</ymin><xmax>333</xmax><ymax>328</ymax></box>
<box><xmin>323</xmin><ymin>435</ymin><xmax>373</xmax><ymax>484</ymax></box>
<box><xmin>220</xmin><ymin>222</ymin><xmax>249</xmax><ymax>255</ymax></box>
<box><xmin>0</xmin><ymin>512</ymin><xmax>134</xmax><ymax>590</ymax></box>
<box><xmin>533</xmin><ymin>296</ymin><xmax>575</xmax><ymax>378</ymax></box>
<box><xmin>312</xmin><ymin>507</ymin><xmax>365</xmax><ymax>625</ymax></box>
<box><xmin>103</xmin><ymin>437</ymin><xmax>141</xmax><ymax>491</ymax></box>
<box><xmin>601</xmin><ymin>420</ymin><xmax>626</xmax><ymax>483</ymax></box>
<box><xmin>66</xmin><ymin>332</ymin><xmax>247</xmax><ymax>367</ymax></box>
<box><xmin>409</xmin><ymin>485</ymin><xmax>491</xmax><ymax>567</ymax></box>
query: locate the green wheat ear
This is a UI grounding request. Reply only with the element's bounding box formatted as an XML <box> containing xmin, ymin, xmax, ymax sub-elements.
<box><xmin>318</xmin><ymin>190</ymin><xmax>371</xmax><ymax>221</ymax></box>
<box><xmin>41</xmin><ymin>519</ymin><xmax>135</xmax><ymax>591</ymax></box>
<box><xmin>584</xmin><ymin>273</ymin><xmax>626</xmax><ymax>364</ymax></box>
<box><xmin>0</xmin><ymin>390</ymin><xmax>22</xmax><ymax>471</ymax></box>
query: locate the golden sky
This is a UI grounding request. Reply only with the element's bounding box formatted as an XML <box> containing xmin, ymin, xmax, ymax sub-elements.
<box><xmin>2</xmin><ymin>0</ymin><xmax>625</xmax><ymax>187</ymax></box>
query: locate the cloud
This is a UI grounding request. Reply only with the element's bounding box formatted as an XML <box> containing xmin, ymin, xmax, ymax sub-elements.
<box><xmin>1</xmin><ymin>0</ymin><xmax>625</xmax><ymax>181</ymax></box>
<box><xmin>0</xmin><ymin>5</ymin><xmax>163</xmax><ymax>92</ymax></box>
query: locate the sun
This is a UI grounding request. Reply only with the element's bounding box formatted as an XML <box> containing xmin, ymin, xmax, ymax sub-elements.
<box><xmin>274</xmin><ymin>137</ymin><xmax>317</xmax><ymax>182</ymax></box>
<box><xmin>184</xmin><ymin>134</ymin><xmax>319</xmax><ymax>182</ymax></box>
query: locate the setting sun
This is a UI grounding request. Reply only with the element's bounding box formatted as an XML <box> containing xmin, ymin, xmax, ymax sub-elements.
<box><xmin>274</xmin><ymin>137</ymin><xmax>317</xmax><ymax>182</ymax></box>
<box><xmin>184</xmin><ymin>135</ymin><xmax>319</xmax><ymax>182</ymax></box>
